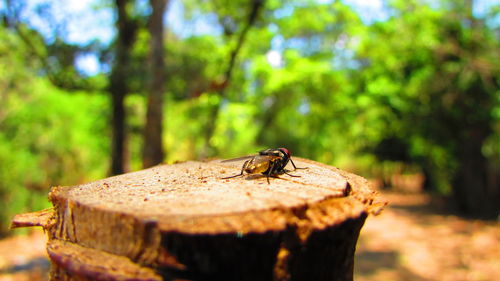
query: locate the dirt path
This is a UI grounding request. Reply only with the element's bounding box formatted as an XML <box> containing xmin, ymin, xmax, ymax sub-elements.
<box><xmin>0</xmin><ymin>192</ymin><xmax>498</xmax><ymax>281</ymax></box>
<box><xmin>0</xmin><ymin>229</ymin><xmax>48</xmax><ymax>281</ymax></box>
<box><xmin>355</xmin><ymin>192</ymin><xmax>500</xmax><ymax>281</ymax></box>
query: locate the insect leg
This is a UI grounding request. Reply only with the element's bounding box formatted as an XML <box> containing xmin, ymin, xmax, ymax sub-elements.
<box><xmin>221</xmin><ymin>160</ymin><xmax>250</xmax><ymax>179</ymax></box>
<box><xmin>283</xmin><ymin>170</ymin><xmax>301</xmax><ymax>177</ymax></box>
<box><xmin>266</xmin><ymin>160</ymin><xmax>278</xmax><ymax>184</ymax></box>
<box><xmin>289</xmin><ymin>158</ymin><xmax>308</xmax><ymax>170</ymax></box>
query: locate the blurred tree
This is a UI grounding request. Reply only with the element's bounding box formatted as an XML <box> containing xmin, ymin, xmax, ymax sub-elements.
<box><xmin>0</xmin><ymin>0</ymin><xmax>498</xmax><ymax>226</ymax></box>
<box><xmin>1</xmin><ymin>0</ymin><xmax>105</xmax><ymax>91</ymax></box>
<box><xmin>197</xmin><ymin>0</ymin><xmax>266</xmax><ymax>157</ymax></box>
<box><xmin>0</xmin><ymin>25</ymin><xmax>109</xmax><ymax>235</ymax></box>
<box><xmin>109</xmin><ymin>0</ymin><xmax>140</xmax><ymax>175</ymax></box>
<box><xmin>436</xmin><ymin>0</ymin><xmax>499</xmax><ymax>217</ymax></box>
<box><xmin>246</xmin><ymin>1</ymin><xmax>363</xmax><ymax>159</ymax></box>
<box><xmin>142</xmin><ymin>0</ymin><xmax>168</xmax><ymax>168</ymax></box>
<box><xmin>355</xmin><ymin>0</ymin><xmax>499</xmax><ymax>217</ymax></box>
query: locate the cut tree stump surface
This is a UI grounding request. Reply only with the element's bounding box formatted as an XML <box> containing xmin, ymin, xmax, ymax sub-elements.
<box><xmin>13</xmin><ymin>157</ymin><xmax>381</xmax><ymax>281</ymax></box>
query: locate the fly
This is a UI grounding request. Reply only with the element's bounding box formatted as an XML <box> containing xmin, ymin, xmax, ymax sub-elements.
<box><xmin>221</xmin><ymin>148</ymin><xmax>307</xmax><ymax>184</ymax></box>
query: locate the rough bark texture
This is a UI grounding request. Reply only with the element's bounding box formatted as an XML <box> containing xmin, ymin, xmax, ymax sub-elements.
<box><xmin>12</xmin><ymin>158</ymin><xmax>382</xmax><ymax>281</ymax></box>
<box><xmin>48</xmin><ymin>239</ymin><xmax>162</xmax><ymax>281</ymax></box>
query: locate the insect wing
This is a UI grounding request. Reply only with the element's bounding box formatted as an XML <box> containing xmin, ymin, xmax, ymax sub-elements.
<box><xmin>221</xmin><ymin>148</ymin><xmax>282</xmax><ymax>163</ymax></box>
<box><xmin>220</xmin><ymin>154</ymin><xmax>257</xmax><ymax>163</ymax></box>
<box><xmin>247</xmin><ymin>155</ymin><xmax>281</xmax><ymax>174</ymax></box>
<box><xmin>251</xmin><ymin>155</ymin><xmax>281</xmax><ymax>165</ymax></box>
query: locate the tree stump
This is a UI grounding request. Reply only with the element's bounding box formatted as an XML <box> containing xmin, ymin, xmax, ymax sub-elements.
<box><xmin>12</xmin><ymin>157</ymin><xmax>382</xmax><ymax>281</ymax></box>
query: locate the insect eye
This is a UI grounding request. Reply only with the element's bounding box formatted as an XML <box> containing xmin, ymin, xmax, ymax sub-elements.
<box><xmin>279</xmin><ymin>148</ymin><xmax>290</xmax><ymax>156</ymax></box>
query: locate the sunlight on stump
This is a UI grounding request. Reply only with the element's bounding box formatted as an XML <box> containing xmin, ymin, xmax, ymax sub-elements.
<box><xmin>11</xmin><ymin>157</ymin><xmax>383</xmax><ymax>281</ymax></box>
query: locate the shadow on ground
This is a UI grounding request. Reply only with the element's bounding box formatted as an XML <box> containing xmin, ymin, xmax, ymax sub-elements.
<box><xmin>0</xmin><ymin>257</ymin><xmax>50</xmax><ymax>274</ymax></box>
<box><xmin>354</xmin><ymin>192</ymin><xmax>500</xmax><ymax>281</ymax></box>
<box><xmin>355</xmin><ymin>249</ymin><xmax>431</xmax><ymax>281</ymax></box>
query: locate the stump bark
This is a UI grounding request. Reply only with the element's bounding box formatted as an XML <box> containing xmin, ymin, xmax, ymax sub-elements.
<box><xmin>12</xmin><ymin>157</ymin><xmax>382</xmax><ymax>281</ymax></box>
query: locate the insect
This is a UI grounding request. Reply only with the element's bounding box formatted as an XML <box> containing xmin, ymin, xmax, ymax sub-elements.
<box><xmin>221</xmin><ymin>148</ymin><xmax>307</xmax><ymax>184</ymax></box>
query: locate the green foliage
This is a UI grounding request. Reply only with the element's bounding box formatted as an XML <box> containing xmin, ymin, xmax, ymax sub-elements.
<box><xmin>165</xmin><ymin>34</ymin><xmax>226</xmax><ymax>100</ymax></box>
<box><xmin>352</xmin><ymin>1</ymin><xmax>499</xmax><ymax>193</ymax></box>
<box><xmin>161</xmin><ymin>1</ymin><xmax>499</xmax><ymax>199</ymax></box>
<box><xmin>0</xmin><ymin>27</ymin><xmax>109</xmax><ymax>235</ymax></box>
<box><xmin>1</xmin><ymin>0</ymin><xmax>499</xmax><ymax>230</ymax></box>
<box><xmin>0</xmin><ymin>81</ymin><xmax>110</xmax><ymax>233</ymax></box>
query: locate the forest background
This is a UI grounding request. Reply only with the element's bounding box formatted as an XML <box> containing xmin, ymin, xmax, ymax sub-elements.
<box><xmin>0</xmin><ymin>0</ymin><xmax>498</xmax><ymax>236</ymax></box>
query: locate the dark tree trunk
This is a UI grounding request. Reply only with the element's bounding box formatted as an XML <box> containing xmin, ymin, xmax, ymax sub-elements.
<box><xmin>453</xmin><ymin>128</ymin><xmax>499</xmax><ymax>218</ymax></box>
<box><xmin>450</xmin><ymin>0</ymin><xmax>499</xmax><ymax>218</ymax></box>
<box><xmin>110</xmin><ymin>82</ymin><xmax>126</xmax><ymax>175</ymax></box>
<box><xmin>142</xmin><ymin>0</ymin><xmax>168</xmax><ymax>168</ymax></box>
<box><xmin>109</xmin><ymin>0</ymin><xmax>138</xmax><ymax>175</ymax></box>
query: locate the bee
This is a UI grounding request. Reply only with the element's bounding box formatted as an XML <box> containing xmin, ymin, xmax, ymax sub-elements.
<box><xmin>221</xmin><ymin>148</ymin><xmax>307</xmax><ymax>184</ymax></box>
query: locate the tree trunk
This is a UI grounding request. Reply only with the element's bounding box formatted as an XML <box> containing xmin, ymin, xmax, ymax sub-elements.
<box><xmin>109</xmin><ymin>0</ymin><xmax>138</xmax><ymax>175</ymax></box>
<box><xmin>12</xmin><ymin>158</ymin><xmax>383</xmax><ymax>281</ymax></box>
<box><xmin>110</xmin><ymin>84</ymin><xmax>126</xmax><ymax>175</ymax></box>
<box><xmin>452</xmin><ymin>128</ymin><xmax>499</xmax><ymax>218</ymax></box>
<box><xmin>142</xmin><ymin>0</ymin><xmax>168</xmax><ymax>168</ymax></box>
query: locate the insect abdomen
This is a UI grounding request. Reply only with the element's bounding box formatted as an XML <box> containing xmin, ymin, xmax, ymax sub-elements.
<box><xmin>245</xmin><ymin>162</ymin><xmax>269</xmax><ymax>174</ymax></box>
